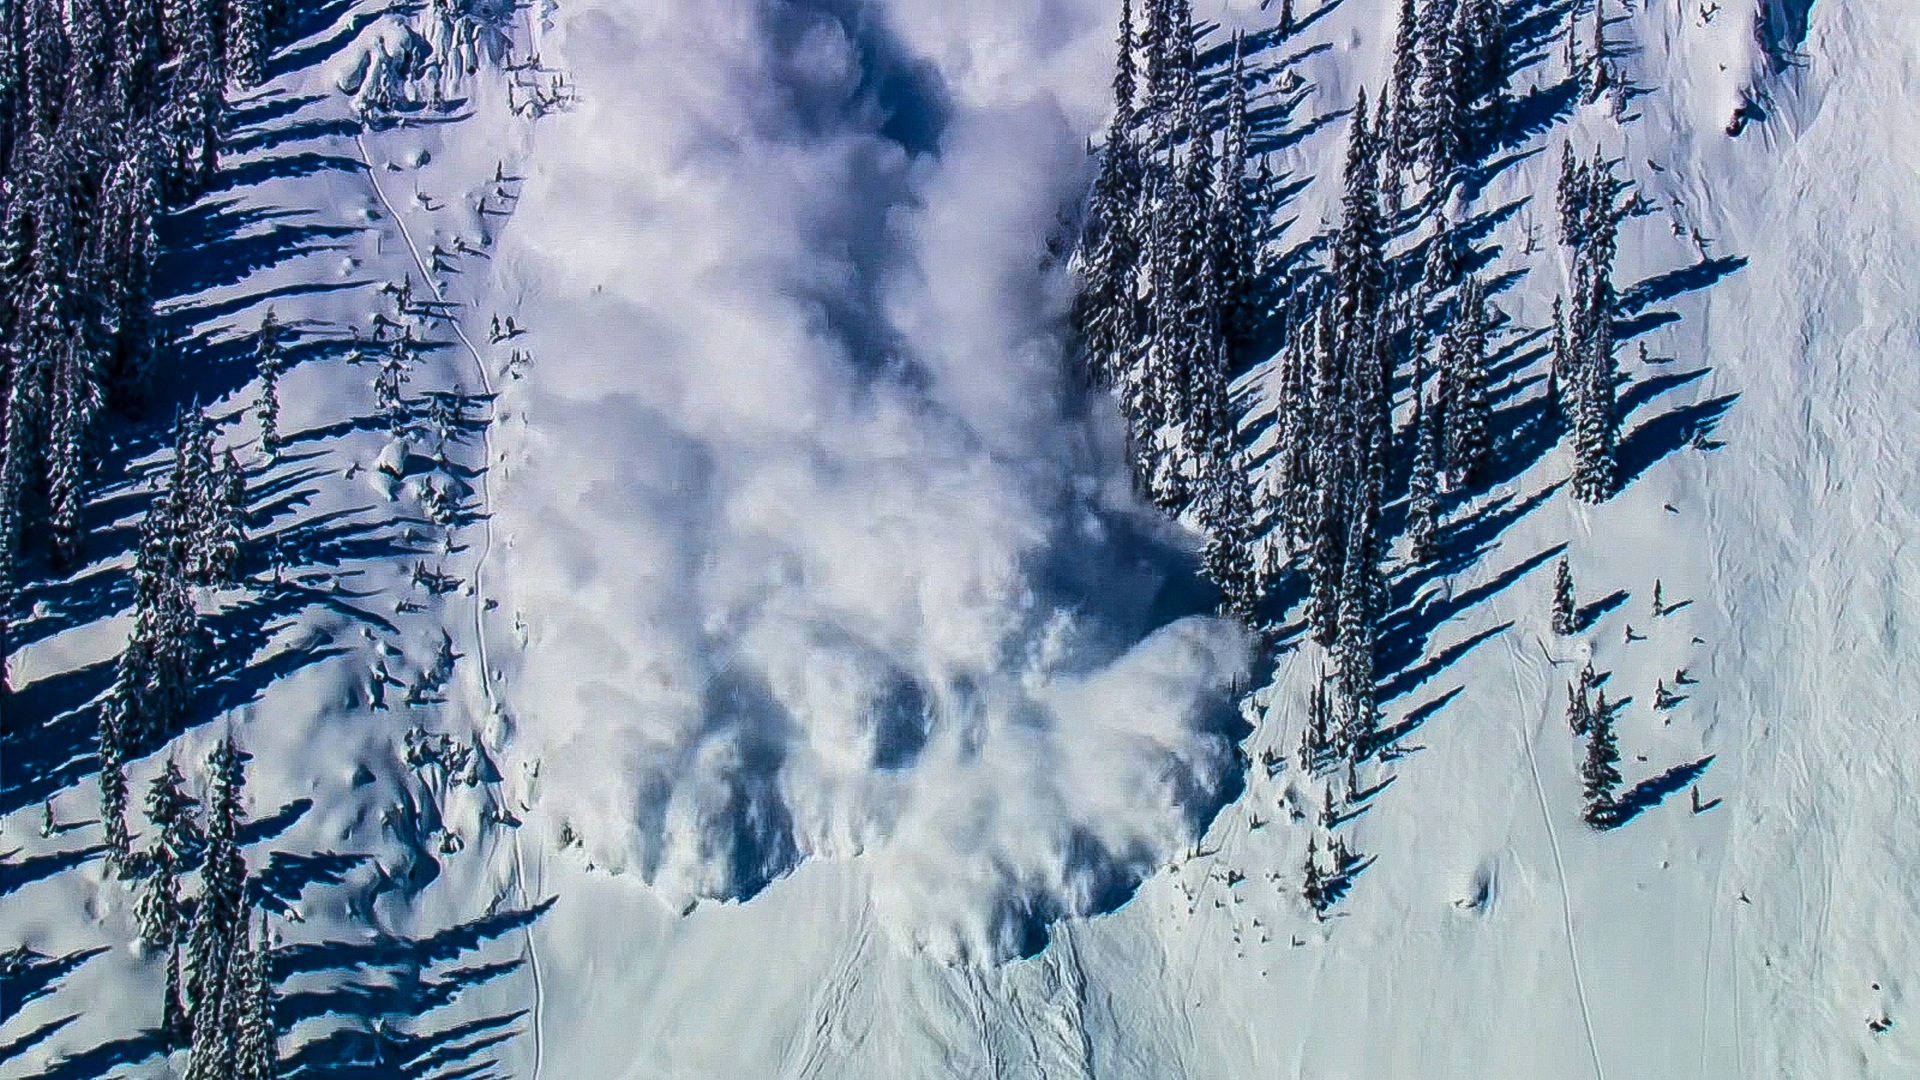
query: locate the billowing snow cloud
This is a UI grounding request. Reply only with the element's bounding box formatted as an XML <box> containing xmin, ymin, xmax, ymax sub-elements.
<box><xmin>491</xmin><ymin>0</ymin><xmax>1250</xmax><ymax>962</ymax></box>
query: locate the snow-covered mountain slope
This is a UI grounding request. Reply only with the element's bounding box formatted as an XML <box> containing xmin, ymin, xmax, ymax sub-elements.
<box><xmin>5</xmin><ymin>0</ymin><xmax>1919</xmax><ymax>1077</ymax></box>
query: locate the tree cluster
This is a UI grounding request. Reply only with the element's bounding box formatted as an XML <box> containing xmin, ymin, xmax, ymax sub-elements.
<box><xmin>99</xmin><ymin>403</ymin><xmax>249</xmax><ymax>870</ymax></box>
<box><xmin>132</xmin><ymin>737</ymin><xmax>281</xmax><ymax>1077</ymax></box>
<box><xmin>1552</xmin><ymin>143</ymin><xmax>1627</xmax><ymax>502</ymax></box>
<box><xmin>1074</xmin><ymin>0</ymin><xmax>1269</xmax><ymax>617</ymax></box>
<box><xmin>1551</xmin><ymin>555</ymin><xmax>1577</xmax><ymax>634</ymax></box>
<box><xmin>0</xmin><ymin>0</ymin><xmax>293</xmax><ymax>693</ymax></box>
<box><xmin>1565</xmin><ymin>660</ymin><xmax>1620</xmax><ymax>825</ymax></box>
<box><xmin>1077</xmin><ymin>0</ymin><xmax>1524</xmax><ymax>768</ymax></box>
<box><xmin>1379</xmin><ymin>0</ymin><xmax>1512</xmax><ymax>202</ymax></box>
<box><xmin>1265</xmin><ymin>98</ymin><xmax>1496</xmax><ymax>761</ymax></box>
<box><xmin>1300</xmin><ymin>829</ymin><xmax>1365</xmax><ymax>916</ymax></box>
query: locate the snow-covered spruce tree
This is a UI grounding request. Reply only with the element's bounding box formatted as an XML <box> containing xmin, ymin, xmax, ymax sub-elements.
<box><xmin>1583</xmin><ymin>0</ymin><xmax>1611</xmax><ymax>105</ymax></box>
<box><xmin>231</xmin><ymin>914</ymin><xmax>278</xmax><ymax>1080</ymax></box>
<box><xmin>203</xmin><ymin>449</ymin><xmax>247</xmax><ymax>586</ymax></box>
<box><xmin>1301</xmin><ymin>309</ymin><xmax>1347</xmax><ymax>644</ymax></box>
<box><xmin>1200</xmin><ymin>436</ymin><xmax>1259</xmax><ymax>619</ymax></box>
<box><xmin>186</xmin><ymin>735</ymin><xmax>246</xmax><ymax>1052</ymax></box>
<box><xmin>1580</xmin><ymin>692</ymin><xmax>1623</xmax><ymax>826</ymax></box>
<box><xmin>1557</xmin><ymin>147</ymin><xmax>1626</xmax><ymax>502</ymax></box>
<box><xmin>1551</xmin><ymin>556</ymin><xmax>1577</xmax><ymax>634</ymax></box>
<box><xmin>102</xmin><ymin>119</ymin><xmax>167</xmax><ymax>406</ymax></box>
<box><xmin>164</xmin><ymin>0</ymin><xmax>229</xmax><ymax>194</ymax></box>
<box><xmin>1274</xmin><ymin>335</ymin><xmax>1316</xmax><ymax>550</ymax></box>
<box><xmin>1136</xmin><ymin>170</ymin><xmax>1177</xmax><ymax>449</ymax></box>
<box><xmin>136</xmin><ymin>758</ymin><xmax>203</xmax><ymax>948</ymax></box>
<box><xmin>171</xmin><ymin>405</ymin><xmax>217</xmax><ymax>583</ymax></box>
<box><xmin>1468</xmin><ymin>0</ymin><xmax>1511</xmax><ymax>135</ymax></box>
<box><xmin>1385</xmin><ymin>0</ymin><xmax>1422</xmax><ymax>186</ymax></box>
<box><xmin>1331</xmin><ymin>92</ymin><xmax>1388</xmax><ymax>346</ymax></box>
<box><xmin>254</xmin><ymin>309</ymin><xmax>285</xmax><ymax>456</ymax></box>
<box><xmin>1417</xmin><ymin>0</ymin><xmax>1464</xmax><ymax>188</ymax></box>
<box><xmin>1547</xmin><ymin>295</ymin><xmax>1569</xmax><ymax>423</ymax></box>
<box><xmin>1174</xmin><ymin>77</ymin><xmax>1221</xmax><ymax>431</ymax></box>
<box><xmin>1075</xmin><ymin>0</ymin><xmax>1144</xmax><ymax>392</ymax></box>
<box><xmin>1407</xmin><ymin>393</ymin><xmax>1441</xmax><ymax>564</ymax></box>
<box><xmin>1565</xmin><ymin>677</ymin><xmax>1591</xmax><ymax>736</ymax></box>
<box><xmin>226</xmin><ymin>0</ymin><xmax>266</xmax><ymax>89</ymax></box>
<box><xmin>1331</xmin><ymin>495</ymin><xmax>1385</xmax><ymax>761</ymax></box>
<box><xmin>1570</xmin><ymin>276</ymin><xmax>1618</xmax><ymax>501</ymax></box>
<box><xmin>1301</xmin><ymin>836</ymin><xmax>1326</xmax><ymax>913</ymax></box>
<box><xmin>1441</xmin><ymin>275</ymin><xmax>1490</xmax><ymax>487</ymax></box>
<box><xmin>99</xmin><ymin>721</ymin><xmax>133</xmax><ymax>874</ymax></box>
<box><xmin>1138</xmin><ymin>0</ymin><xmax>1171</xmax><ymax>117</ymax></box>
<box><xmin>106</xmin><ymin>477</ymin><xmax>206</xmax><ymax>747</ymax></box>
<box><xmin>1213</xmin><ymin>33</ymin><xmax>1258</xmax><ymax>357</ymax></box>
<box><xmin>1562</xmin><ymin>0</ymin><xmax>1580</xmax><ymax>72</ymax></box>
<box><xmin>164</xmin><ymin>943</ymin><xmax>190</xmax><ymax>1048</ymax></box>
<box><xmin>1555</xmin><ymin>142</ymin><xmax>1587</xmax><ymax>247</ymax></box>
<box><xmin>48</xmin><ymin>339</ymin><xmax>104</xmax><ymax>570</ymax></box>
<box><xmin>185</xmin><ymin>940</ymin><xmax>237</xmax><ymax>1079</ymax></box>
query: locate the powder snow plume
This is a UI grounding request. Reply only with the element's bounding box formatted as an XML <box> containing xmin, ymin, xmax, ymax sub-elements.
<box><xmin>487</xmin><ymin>0</ymin><xmax>1250</xmax><ymax>962</ymax></box>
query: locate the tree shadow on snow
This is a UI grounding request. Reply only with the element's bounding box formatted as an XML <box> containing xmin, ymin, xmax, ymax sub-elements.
<box><xmin>1599</xmin><ymin>755</ymin><xmax>1714</xmax><ymax>830</ymax></box>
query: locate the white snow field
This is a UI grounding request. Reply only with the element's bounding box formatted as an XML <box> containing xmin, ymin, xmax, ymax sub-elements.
<box><xmin>5</xmin><ymin>0</ymin><xmax>1919</xmax><ymax>1076</ymax></box>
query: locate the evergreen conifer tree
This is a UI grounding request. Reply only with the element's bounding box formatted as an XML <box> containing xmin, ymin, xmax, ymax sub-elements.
<box><xmin>1468</xmin><ymin>0</ymin><xmax>1511</xmax><ymax>132</ymax></box>
<box><xmin>1200</xmin><ymin>437</ymin><xmax>1258</xmax><ymax>618</ymax></box>
<box><xmin>1441</xmin><ymin>276</ymin><xmax>1490</xmax><ymax>486</ymax></box>
<box><xmin>136</xmin><ymin>758</ymin><xmax>202</xmax><ymax>949</ymax></box>
<box><xmin>254</xmin><ymin>309</ymin><xmax>285</xmax><ymax>456</ymax></box>
<box><xmin>187</xmin><ymin>736</ymin><xmax>246</xmax><ymax>1042</ymax></box>
<box><xmin>99</xmin><ymin>726</ymin><xmax>132</xmax><ymax>874</ymax></box>
<box><xmin>1407</xmin><ymin>394</ymin><xmax>1441</xmax><ymax>564</ymax></box>
<box><xmin>231</xmin><ymin>914</ymin><xmax>277</xmax><ymax>1080</ymax></box>
<box><xmin>164</xmin><ymin>943</ymin><xmax>190</xmax><ymax>1048</ymax></box>
<box><xmin>226</xmin><ymin>0</ymin><xmax>266</xmax><ymax>89</ymax></box>
<box><xmin>1581</xmin><ymin>695</ymin><xmax>1622</xmax><ymax>826</ymax></box>
<box><xmin>1584</xmin><ymin>1</ymin><xmax>1610</xmax><ymax>104</ymax></box>
<box><xmin>1566</xmin><ymin>678</ymin><xmax>1591</xmax><ymax>736</ymax></box>
<box><xmin>1551</xmin><ymin>556</ymin><xmax>1577</xmax><ymax>634</ymax></box>
<box><xmin>377</xmin><ymin>334</ymin><xmax>412</xmax><ymax>430</ymax></box>
<box><xmin>1417</xmin><ymin>0</ymin><xmax>1463</xmax><ymax>186</ymax></box>
<box><xmin>1570</xmin><ymin>295</ymin><xmax>1617</xmax><ymax>502</ymax></box>
<box><xmin>1386</xmin><ymin>0</ymin><xmax>1422</xmax><ymax>175</ymax></box>
<box><xmin>48</xmin><ymin>348</ymin><xmax>101</xmax><ymax>570</ymax></box>
<box><xmin>204</xmin><ymin>450</ymin><xmax>246</xmax><ymax>585</ymax></box>
<box><xmin>1548</xmin><ymin>295</ymin><xmax>1569</xmax><ymax>423</ymax></box>
<box><xmin>173</xmin><ymin>406</ymin><xmax>218</xmax><ymax>583</ymax></box>
<box><xmin>1213</xmin><ymin>33</ymin><xmax>1257</xmax><ymax>356</ymax></box>
<box><xmin>1302</xmin><ymin>835</ymin><xmax>1324</xmax><ymax>912</ymax></box>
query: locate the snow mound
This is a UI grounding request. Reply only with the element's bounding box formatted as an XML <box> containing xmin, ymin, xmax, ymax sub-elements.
<box><xmin>332</xmin><ymin>14</ymin><xmax>432</xmax><ymax>116</ymax></box>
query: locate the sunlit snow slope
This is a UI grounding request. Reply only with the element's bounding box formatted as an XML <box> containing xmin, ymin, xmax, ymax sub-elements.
<box><xmin>4</xmin><ymin>0</ymin><xmax>1919</xmax><ymax>1077</ymax></box>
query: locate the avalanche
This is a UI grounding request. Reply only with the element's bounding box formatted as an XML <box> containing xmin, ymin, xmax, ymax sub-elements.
<box><xmin>3</xmin><ymin>0</ymin><xmax>1918</xmax><ymax>1077</ymax></box>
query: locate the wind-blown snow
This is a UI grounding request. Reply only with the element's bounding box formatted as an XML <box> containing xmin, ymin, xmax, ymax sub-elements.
<box><xmin>488</xmin><ymin>0</ymin><xmax>1247</xmax><ymax>960</ymax></box>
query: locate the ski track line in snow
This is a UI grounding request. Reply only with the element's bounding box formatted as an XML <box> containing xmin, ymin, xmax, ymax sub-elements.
<box><xmin>783</xmin><ymin>898</ymin><xmax>874</xmax><ymax>1080</ymax></box>
<box><xmin>1051</xmin><ymin>922</ymin><xmax>1098</xmax><ymax>1077</ymax></box>
<box><xmin>1498</xmin><ymin>613</ymin><xmax>1605</xmax><ymax>1080</ymax></box>
<box><xmin>352</xmin><ymin>128</ymin><xmax>546</xmax><ymax>1080</ymax></box>
<box><xmin>963</xmin><ymin>964</ymin><xmax>1010</xmax><ymax>1080</ymax></box>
